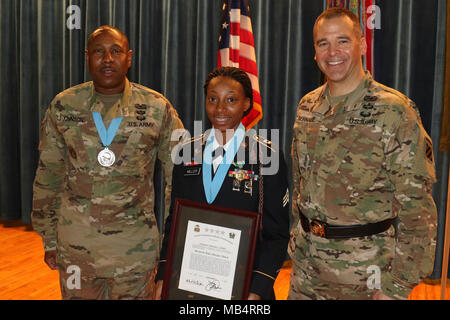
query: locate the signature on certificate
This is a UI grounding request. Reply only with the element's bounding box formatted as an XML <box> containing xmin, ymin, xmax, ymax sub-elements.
<box><xmin>205</xmin><ymin>279</ymin><xmax>222</xmax><ymax>291</ymax></box>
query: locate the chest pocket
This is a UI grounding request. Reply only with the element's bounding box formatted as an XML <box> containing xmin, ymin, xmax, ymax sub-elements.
<box><xmin>315</xmin><ymin>116</ymin><xmax>384</xmax><ymax>189</ymax></box>
<box><xmin>63</xmin><ymin>125</ymin><xmax>93</xmax><ymax>168</ymax></box>
<box><xmin>115</xmin><ymin>126</ymin><xmax>158</xmax><ymax>175</ymax></box>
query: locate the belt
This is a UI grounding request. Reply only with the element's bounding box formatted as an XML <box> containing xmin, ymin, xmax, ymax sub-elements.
<box><xmin>300</xmin><ymin>211</ymin><xmax>395</xmax><ymax>239</ymax></box>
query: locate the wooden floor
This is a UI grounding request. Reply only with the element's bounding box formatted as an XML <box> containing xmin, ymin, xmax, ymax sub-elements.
<box><xmin>0</xmin><ymin>220</ymin><xmax>61</xmax><ymax>300</ymax></box>
<box><xmin>0</xmin><ymin>219</ymin><xmax>448</xmax><ymax>300</ymax></box>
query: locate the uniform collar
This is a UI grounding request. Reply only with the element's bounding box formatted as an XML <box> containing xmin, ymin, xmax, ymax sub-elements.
<box><xmin>315</xmin><ymin>71</ymin><xmax>374</xmax><ymax>116</ymax></box>
<box><xmin>206</xmin><ymin>128</ymin><xmax>236</xmax><ymax>153</ymax></box>
<box><xmin>88</xmin><ymin>78</ymin><xmax>133</xmax><ymax>118</ymax></box>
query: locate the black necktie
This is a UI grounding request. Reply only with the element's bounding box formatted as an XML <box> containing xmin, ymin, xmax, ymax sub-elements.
<box><xmin>212</xmin><ymin>146</ymin><xmax>225</xmax><ymax>174</ymax></box>
<box><xmin>212</xmin><ymin>146</ymin><xmax>225</xmax><ymax>161</ymax></box>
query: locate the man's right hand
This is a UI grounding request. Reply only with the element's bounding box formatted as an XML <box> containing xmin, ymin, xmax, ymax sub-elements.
<box><xmin>44</xmin><ymin>251</ymin><xmax>57</xmax><ymax>270</ymax></box>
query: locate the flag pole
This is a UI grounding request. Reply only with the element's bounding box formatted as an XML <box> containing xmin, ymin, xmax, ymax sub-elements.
<box><xmin>441</xmin><ymin>165</ymin><xmax>450</xmax><ymax>300</ymax></box>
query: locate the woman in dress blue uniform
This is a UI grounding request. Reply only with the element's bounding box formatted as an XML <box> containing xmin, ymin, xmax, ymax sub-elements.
<box><xmin>155</xmin><ymin>67</ymin><xmax>290</xmax><ymax>300</ymax></box>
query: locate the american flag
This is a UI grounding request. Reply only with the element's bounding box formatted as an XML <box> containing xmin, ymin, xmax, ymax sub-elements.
<box><xmin>218</xmin><ymin>0</ymin><xmax>262</xmax><ymax>130</ymax></box>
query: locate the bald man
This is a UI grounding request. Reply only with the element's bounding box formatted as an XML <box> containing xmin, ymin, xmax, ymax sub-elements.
<box><xmin>31</xmin><ymin>26</ymin><xmax>184</xmax><ymax>299</ymax></box>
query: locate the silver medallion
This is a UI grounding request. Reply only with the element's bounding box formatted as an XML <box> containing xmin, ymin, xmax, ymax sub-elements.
<box><xmin>97</xmin><ymin>147</ymin><xmax>116</xmax><ymax>167</ymax></box>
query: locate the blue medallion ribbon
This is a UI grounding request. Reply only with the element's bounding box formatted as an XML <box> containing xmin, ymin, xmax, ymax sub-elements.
<box><xmin>202</xmin><ymin>123</ymin><xmax>245</xmax><ymax>204</ymax></box>
<box><xmin>92</xmin><ymin>112</ymin><xmax>123</xmax><ymax>147</ymax></box>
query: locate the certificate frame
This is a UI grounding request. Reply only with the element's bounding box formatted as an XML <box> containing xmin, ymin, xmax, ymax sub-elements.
<box><xmin>161</xmin><ymin>198</ymin><xmax>260</xmax><ymax>300</ymax></box>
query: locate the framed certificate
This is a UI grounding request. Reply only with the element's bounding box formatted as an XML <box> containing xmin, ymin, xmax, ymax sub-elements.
<box><xmin>161</xmin><ymin>198</ymin><xmax>260</xmax><ymax>300</ymax></box>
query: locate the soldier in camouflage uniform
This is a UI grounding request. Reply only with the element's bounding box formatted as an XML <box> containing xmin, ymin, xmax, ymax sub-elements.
<box><xmin>288</xmin><ymin>8</ymin><xmax>437</xmax><ymax>300</ymax></box>
<box><xmin>31</xmin><ymin>26</ymin><xmax>184</xmax><ymax>299</ymax></box>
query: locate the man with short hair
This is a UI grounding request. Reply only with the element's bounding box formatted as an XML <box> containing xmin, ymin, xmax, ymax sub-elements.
<box><xmin>288</xmin><ymin>8</ymin><xmax>437</xmax><ymax>300</ymax></box>
<box><xmin>31</xmin><ymin>25</ymin><xmax>183</xmax><ymax>299</ymax></box>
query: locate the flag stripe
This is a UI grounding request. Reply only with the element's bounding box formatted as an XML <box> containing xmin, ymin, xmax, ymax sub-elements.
<box><xmin>238</xmin><ymin>42</ymin><xmax>257</xmax><ymax>61</ymax></box>
<box><xmin>228</xmin><ymin>30</ymin><xmax>255</xmax><ymax>49</ymax></box>
<box><xmin>248</xmin><ymin>74</ymin><xmax>261</xmax><ymax>94</ymax></box>
<box><xmin>242</xmin><ymin>106</ymin><xmax>262</xmax><ymax>128</ymax></box>
<box><xmin>218</xmin><ymin>0</ymin><xmax>262</xmax><ymax>130</ymax></box>
<box><xmin>253</xmin><ymin>90</ymin><xmax>262</xmax><ymax>105</ymax></box>
<box><xmin>237</xmin><ymin>28</ymin><xmax>255</xmax><ymax>46</ymax></box>
<box><xmin>229</xmin><ymin>35</ymin><xmax>241</xmax><ymax>51</ymax></box>
<box><xmin>230</xmin><ymin>11</ymin><xmax>253</xmax><ymax>32</ymax></box>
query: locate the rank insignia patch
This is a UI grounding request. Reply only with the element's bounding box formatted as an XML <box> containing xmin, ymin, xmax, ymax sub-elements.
<box><xmin>425</xmin><ymin>137</ymin><xmax>433</xmax><ymax>163</ymax></box>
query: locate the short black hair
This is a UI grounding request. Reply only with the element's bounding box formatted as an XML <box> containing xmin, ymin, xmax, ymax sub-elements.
<box><xmin>87</xmin><ymin>25</ymin><xmax>130</xmax><ymax>50</ymax></box>
<box><xmin>314</xmin><ymin>7</ymin><xmax>362</xmax><ymax>39</ymax></box>
<box><xmin>203</xmin><ymin>66</ymin><xmax>253</xmax><ymax>117</ymax></box>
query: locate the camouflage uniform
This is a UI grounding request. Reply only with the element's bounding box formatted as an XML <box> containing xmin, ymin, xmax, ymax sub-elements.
<box><xmin>31</xmin><ymin>78</ymin><xmax>183</xmax><ymax>299</ymax></box>
<box><xmin>288</xmin><ymin>72</ymin><xmax>437</xmax><ymax>300</ymax></box>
